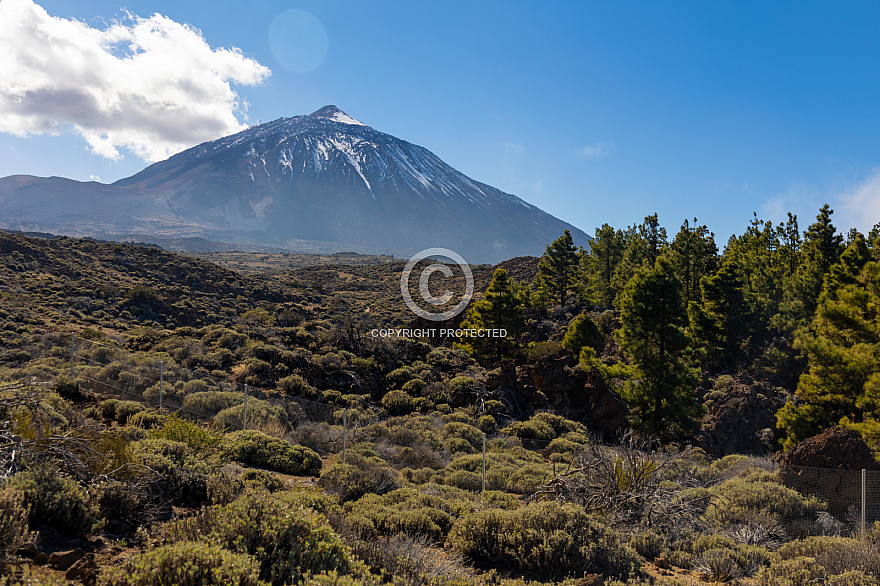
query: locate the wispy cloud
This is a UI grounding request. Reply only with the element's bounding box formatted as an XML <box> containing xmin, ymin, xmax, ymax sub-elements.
<box><xmin>503</xmin><ymin>141</ymin><xmax>525</xmax><ymax>155</ymax></box>
<box><xmin>577</xmin><ymin>142</ymin><xmax>613</xmax><ymax>158</ymax></box>
<box><xmin>0</xmin><ymin>0</ymin><xmax>270</xmax><ymax>162</ymax></box>
<box><xmin>760</xmin><ymin>182</ymin><xmax>818</xmax><ymax>225</ymax></box>
<box><xmin>835</xmin><ymin>169</ymin><xmax>880</xmax><ymax>235</ymax></box>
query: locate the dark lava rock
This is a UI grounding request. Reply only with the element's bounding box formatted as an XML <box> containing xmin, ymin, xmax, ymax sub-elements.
<box><xmin>695</xmin><ymin>381</ymin><xmax>786</xmax><ymax>457</ymax></box>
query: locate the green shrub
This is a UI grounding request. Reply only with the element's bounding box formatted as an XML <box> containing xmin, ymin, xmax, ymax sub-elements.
<box><xmin>240</xmin><ymin>469</ymin><xmax>286</xmax><ymax>493</ymax></box>
<box><xmin>477</xmin><ymin>415</ymin><xmax>498</xmax><ymax>434</ymax></box>
<box><xmin>345</xmin><ymin>491</ymin><xmax>453</xmax><ymax>542</ymax></box>
<box><xmin>113</xmin><ymin>401</ymin><xmax>146</xmax><ymax>424</ymax></box>
<box><xmin>447</xmin><ymin>376</ymin><xmax>477</xmax><ymax>394</ymax></box>
<box><xmin>828</xmin><ymin>571</ymin><xmax>880</xmax><ymax>586</ymax></box>
<box><xmin>277</xmin><ymin>374</ymin><xmax>318</xmax><ymax>398</ymax></box>
<box><xmin>757</xmin><ymin>556</ymin><xmax>827</xmax><ymax>586</ymax></box>
<box><xmin>149</xmin><ymin>413</ymin><xmax>220</xmax><ymax>452</ymax></box>
<box><xmin>562</xmin><ymin>311</ymin><xmax>605</xmax><ymax>356</ymax></box>
<box><xmin>100</xmin><ymin>398</ymin><xmax>121</xmax><ymax>419</ymax></box>
<box><xmin>381</xmin><ymin>390</ymin><xmax>414</xmax><ymax>415</ymax></box>
<box><xmin>401</xmin><ymin>379</ymin><xmax>427</xmax><ymax>396</ymax></box>
<box><xmin>448</xmin><ymin>501</ymin><xmax>639</xmax><ymax>581</ymax></box>
<box><xmin>504</xmin><ymin>412</ymin><xmax>586</xmax><ymax>441</ymax></box>
<box><xmin>221</xmin><ymin>430</ymin><xmax>322</xmax><ymax>476</ymax></box>
<box><xmin>710</xmin><ymin>478</ymin><xmax>824</xmax><ymax>527</ymax></box>
<box><xmin>183</xmin><ymin>391</ymin><xmax>244</xmax><ymax>414</ymax></box>
<box><xmin>0</xmin><ymin>486</ymin><xmax>29</xmax><ymax>556</ymax></box>
<box><xmin>214</xmin><ymin>398</ymin><xmax>290</xmax><ymax>431</ymax></box>
<box><xmin>776</xmin><ymin>536</ymin><xmax>854</xmax><ymax>560</ymax></box>
<box><xmin>8</xmin><ymin>468</ymin><xmax>101</xmax><ymax>537</ymax></box>
<box><xmin>164</xmin><ymin>493</ymin><xmax>352</xmax><ymax>586</ymax></box>
<box><xmin>442</xmin><ymin>422</ymin><xmax>483</xmax><ymax>449</ymax></box>
<box><xmin>127</xmin><ymin>410</ymin><xmax>165</xmax><ymax>429</ymax></box>
<box><xmin>99</xmin><ymin>541</ymin><xmax>265</xmax><ymax>586</ymax></box>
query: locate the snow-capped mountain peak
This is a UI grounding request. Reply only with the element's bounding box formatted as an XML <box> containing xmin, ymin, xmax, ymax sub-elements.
<box><xmin>309</xmin><ymin>105</ymin><xmax>365</xmax><ymax>126</ymax></box>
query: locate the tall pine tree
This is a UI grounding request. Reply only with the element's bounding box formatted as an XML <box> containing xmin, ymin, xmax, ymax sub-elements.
<box><xmin>618</xmin><ymin>256</ymin><xmax>703</xmax><ymax>437</ymax></box>
<box><xmin>687</xmin><ymin>260</ymin><xmax>751</xmax><ymax>372</ymax></box>
<box><xmin>537</xmin><ymin>230</ymin><xmax>581</xmax><ymax>306</ymax></box>
<box><xmin>670</xmin><ymin>218</ymin><xmax>718</xmax><ymax>308</ymax></box>
<box><xmin>458</xmin><ymin>269</ymin><xmax>526</xmax><ymax>360</ymax></box>
<box><xmin>582</xmin><ymin>223</ymin><xmax>626</xmax><ymax>307</ymax></box>
<box><xmin>777</xmin><ymin>235</ymin><xmax>877</xmax><ymax>449</ymax></box>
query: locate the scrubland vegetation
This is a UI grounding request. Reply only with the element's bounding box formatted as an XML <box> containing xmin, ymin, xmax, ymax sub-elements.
<box><xmin>1</xmin><ymin>204</ymin><xmax>880</xmax><ymax>585</ymax></box>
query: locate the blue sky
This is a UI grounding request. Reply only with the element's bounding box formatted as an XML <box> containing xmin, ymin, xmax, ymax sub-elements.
<box><xmin>2</xmin><ymin>0</ymin><xmax>880</xmax><ymax>244</ymax></box>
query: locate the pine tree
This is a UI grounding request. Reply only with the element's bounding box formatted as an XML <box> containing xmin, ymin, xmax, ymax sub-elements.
<box><xmin>537</xmin><ymin>230</ymin><xmax>581</xmax><ymax>306</ymax></box>
<box><xmin>582</xmin><ymin>223</ymin><xmax>626</xmax><ymax>307</ymax></box>
<box><xmin>687</xmin><ymin>260</ymin><xmax>750</xmax><ymax>372</ymax></box>
<box><xmin>669</xmin><ymin>218</ymin><xmax>718</xmax><ymax>308</ymax></box>
<box><xmin>612</xmin><ymin>214</ymin><xmax>668</xmax><ymax>306</ymax></box>
<box><xmin>618</xmin><ymin>257</ymin><xmax>703</xmax><ymax>437</ymax></box>
<box><xmin>458</xmin><ymin>269</ymin><xmax>526</xmax><ymax>360</ymax></box>
<box><xmin>780</xmin><ymin>204</ymin><xmax>844</xmax><ymax>330</ymax></box>
<box><xmin>777</xmin><ymin>235</ymin><xmax>878</xmax><ymax>449</ymax></box>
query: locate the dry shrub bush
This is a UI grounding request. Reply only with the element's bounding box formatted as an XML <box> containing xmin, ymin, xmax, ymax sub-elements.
<box><xmin>163</xmin><ymin>492</ymin><xmax>352</xmax><ymax>586</ymax></box>
<box><xmin>530</xmin><ymin>433</ymin><xmax>711</xmax><ymax>538</ymax></box>
<box><xmin>318</xmin><ymin>461</ymin><xmax>401</xmax><ymax>502</ymax></box>
<box><xmin>288</xmin><ymin>421</ymin><xmax>333</xmax><ymax>453</ymax></box>
<box><xmin>0</xmin><ymin>485</ymin><xmax>29</xmax><ymax>557</ymax></box>
<box><xmin>447</xmin><ymin>501</ymin><xmax>639</xmax><ymax>581</ymax></box>
<box><xmin>7</xmin><ymin>468</ymin><xmax>102</xmax><ymax>537</ymax></box>
<box><xmin>345</xmin><ymin>533</ymin><xmax>472</xmax><ymax>586</ymax></box>
<box><xmin>99</xmin><ymin>542</ymin><xmax>265</xmax><ymax>586</ymax></box>
<box><xmin>629</xmin><ymin>530</ymin><xmax>668</xmax><ymax>559</ymax></box>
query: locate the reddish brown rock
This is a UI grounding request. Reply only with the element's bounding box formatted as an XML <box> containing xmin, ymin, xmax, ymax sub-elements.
<box><xmin>65</xmin><ymin>554</ymin><xmax>98</xmax><ymax>584</ymax></box>
<box><xmin>777</xmin><ymin>426</ymin><xmax>879</xmax><ymax>470</ymax></box>
<box><xmin>48</xmin><ymin>548</ymin><xmax>84</xmax><ymax>571</ymax></box>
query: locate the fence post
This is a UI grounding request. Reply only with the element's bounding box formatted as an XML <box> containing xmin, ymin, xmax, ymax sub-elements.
<box><xmin>243</xmin><ymin>384</ymin><xmax>248</xmax><ymax>430</ymax></box>
<box><xmin>159</xmin><ymin>361</ymin><xmax>164</xmax><ymax>410</ymax></box>
<box><xmin>862</xmin><ymin>468</ymin><xmax>867</xmax><ymax>543</ymax></box>
<box><xmin>482</xmin><ymin>433</ymin><xmax>487</xmax><ymax>493</ymax></box>
<box><xmin>70</xmin><ymin>334</ymin><xmax>75</xmax><ymax>379</ymax></box>
<box><xmin>343</xmin><ymin>408</ymin><xmax>348</xmax><ymax>464</ymax></box>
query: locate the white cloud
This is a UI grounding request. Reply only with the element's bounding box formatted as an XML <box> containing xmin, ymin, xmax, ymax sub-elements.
<box><xmin>835</xmin><ymin>169</ymin><xmax>880</xmax><ymax>235</ymax></box>
<box><xmin>577</xmin><ymin>142</ymin><xmax>613</xmax><ymax>158</ymax></box>
<box><xmin>0</xmin><ymin>0</ymin><xmax>270</xmax><ymax>162</ymax></box>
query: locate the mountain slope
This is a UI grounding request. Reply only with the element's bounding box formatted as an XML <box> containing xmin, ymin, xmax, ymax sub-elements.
<box><xmin>0</xmin><ymin>106</ymin><xmax>588</xmax><ymax>263</ymax></box>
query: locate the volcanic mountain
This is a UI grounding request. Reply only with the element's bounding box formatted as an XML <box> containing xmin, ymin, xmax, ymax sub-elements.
<box><xmin>0</xmin><ymin>106</ymin><xmax>588</xmax><ymax>263</ymax></box>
